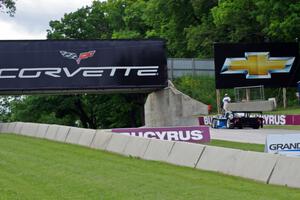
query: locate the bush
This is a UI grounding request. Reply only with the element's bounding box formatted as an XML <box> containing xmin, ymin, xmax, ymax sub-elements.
<box><xmin>173</xmin><ymin>75</ymin><xmax>217</xmax><ymax>111</ymax></box>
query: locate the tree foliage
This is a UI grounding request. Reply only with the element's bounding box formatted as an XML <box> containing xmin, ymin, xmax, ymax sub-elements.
<box><xmin>0</xmin><ymin>0</ymin><xmax>16</xmax><ymax>16</ymax></box>
<box><xmin>48</xmin><ymin>0</ymin><xmax>300</xmax><ymax>57</ymax></box>
<box><xmin>9</xmin><ymin>94</ymin><xmax>146</xmax><ymax>129</ymax></box>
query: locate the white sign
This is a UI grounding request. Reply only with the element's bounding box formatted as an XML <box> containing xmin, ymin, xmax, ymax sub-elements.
<box><xmin>265</xmin><ymin>134</ymin><xmax>300</xmax><ymax>157</ymax></box>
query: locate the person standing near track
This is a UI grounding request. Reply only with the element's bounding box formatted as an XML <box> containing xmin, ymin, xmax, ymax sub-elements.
<box><xmin>222</xmin><ymin>93</ymin><xmax>231</xmax><ymax>112</ymax></box>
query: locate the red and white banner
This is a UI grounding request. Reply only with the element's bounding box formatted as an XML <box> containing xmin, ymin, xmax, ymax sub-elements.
<box><xmin>112</xmin><ymin>126</ymin><xmax>210</xmax><ymax>144</ymax></box>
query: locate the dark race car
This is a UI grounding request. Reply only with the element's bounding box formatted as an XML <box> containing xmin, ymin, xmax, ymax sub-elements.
<box><xmin>211</xmin><ymin>111</ymin><xmax>264</xmax><ymax>129</ymax></box>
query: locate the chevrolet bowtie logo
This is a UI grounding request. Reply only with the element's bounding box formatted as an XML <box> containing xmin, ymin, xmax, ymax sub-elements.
<box><xmin>221</xmin><ymin>52</ymin><xmax>295</xmax><ymax>79</ymax></box>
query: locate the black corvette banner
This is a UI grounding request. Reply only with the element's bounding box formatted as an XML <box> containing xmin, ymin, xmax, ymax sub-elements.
<box><xmin>214</xmin><ymin>43</ymin><xmax>299</xmax><ymax>89</ymax></box>
<box><xmin>0</xmin><ymin>40</ymin><xmax>167</xmax><ymax>94</ymax></box>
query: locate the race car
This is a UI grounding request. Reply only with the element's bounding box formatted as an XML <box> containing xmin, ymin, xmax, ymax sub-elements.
<box><xmin>211</xmin><ymin>111</ymin><xmax>264</xmax><ymax>129</ymax></box>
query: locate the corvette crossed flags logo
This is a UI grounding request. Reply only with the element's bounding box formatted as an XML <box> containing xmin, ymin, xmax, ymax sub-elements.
<box><xmin>60</xmin><ymin>50</ymin><xmax>96</xmax><ymax>64</ymax></box>
<box><xmin>221</xmin><ymin>52</ymin><xmax>295</xmax><ymax>79</ymax></box>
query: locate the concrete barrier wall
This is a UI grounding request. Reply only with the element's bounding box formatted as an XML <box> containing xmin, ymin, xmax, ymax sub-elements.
<box><xmin>232</xmin><ymin>151</ymin><xmax>279</xmax><ymax>182</ymax></box>
<box><xmin>90</xmin><ymin>130</ymin><xmax>113</xmax><ymax>150</ymax></box>
<box><xmin>44</xmin><ymin>125</ymin><xmax>60</xmax><ymax>140</ymax></box>
<box><xmin>35</xmin><ymin>124</ymin><xmax>49</xmax><ymax>138</ymax></box>
<box><xmin>1</xmin><ymin>122</ymin><xmax>300</xmax><ymax>189</ymax></box>
<box><xmin>196</xmin><ymin>146</ymin><xmax>279</xmax><ymax>183</ymax></box>
<box><xmin>55</xmin><ymin>125</ymin><xmax>71</xmax><ymax>142</ymax></box>
<box><xmin>106</xmin><ymin>134</ymin><xmax>131</xmax><ymax>154</ymax></box>
<box><xmin>65</xmin><ymin>127</ymin><xmax>95</xmax><ymax>146</ymax></box>
<box><xmin>167</xmin><ymin>142</ymin><xmax>205</xmax><ymax>168</ymax></box>
<box><xmin>269</xmin><ymin>156</ymin><xmax>300</xmax><ymax>188</ymax></box>
<box><xmin>20</xmin><ymin>123</ymin><xmax>39</xmax><ymax>137</ymax></box>
<box><xmin>228</xmin><ymin>101</ymin><xmax>275</xmax><ymax>112</ymax></box>
<box><xmin>123</xmin><ymin>136</ymin><xmax>151</xmax><ymax>158</ymax></box>
<box><xmin>0</xmin><ymin>123</ymin><xmax>9</xmax><ymax>133</ymax></box>
<box><xmin>0</xmin><ymin>123</ymin><xmax>4</xmax><ymax>133</ymax></box>
<box><xmin>196</xmin><ymin>146</ymin><xmax>242</xmax><ymax>175</ymax></box>
<box><xmin>7</xmin><ymin>122</ymin><xmax>17</xmax><ymax>133</ymax></box>
<box><xmin>2</xmin><ymin>122</ymin><xmax>15</xmax><ymax>133</ymax></box>
<box><xmin>77</xmin><ymin>129</ymin><xmax>96</xmax><ymax>147</ymax></box>
<box><xmin>143</xmin><ymin>139</ymin><xmax>175</xmax><ymax>162</ymax></box>
<box><xmin>13</xmin><ymin>122</ymin><xmax>24</xmax><ymax>134</ymax></box>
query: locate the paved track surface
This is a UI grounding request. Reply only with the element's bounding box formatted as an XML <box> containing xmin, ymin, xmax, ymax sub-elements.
<box><xmin>210</xmin><ymin>128</ymin><xmax>300</xmax><ymax>144</ymax></box>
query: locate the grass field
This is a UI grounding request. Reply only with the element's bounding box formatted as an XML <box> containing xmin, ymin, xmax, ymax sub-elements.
<box><xmin>267</xmin><ymin>107</ymin><xmax>300</xmax><ymax>115</ymax></box>
<box><xmin>265</xmin><ymin>125</ymin><xmax>300</xmax><ymax>130</ymax></box>
<box><xmin>208</xmin><ymin>140</ymin><xmax>264</xmax><ymax>152</ymax></box>
<box><xmin>0</xmin><ymin>134</ymin><xmax>299</xmax><ymax>200</ymax></box>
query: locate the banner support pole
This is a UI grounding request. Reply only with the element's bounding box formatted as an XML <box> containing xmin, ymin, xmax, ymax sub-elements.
<box><xmin>283</xmin><ymin>88</ymin><xmax>287</xmax><ymax>108</ymax></box>
<box><xmin>216</xmin><ymin>89</ymin><xmax>221</xmax><ymax>114</ymax></box>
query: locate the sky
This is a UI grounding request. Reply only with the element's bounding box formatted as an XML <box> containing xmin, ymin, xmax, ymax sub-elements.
<box><xmin>0</xmin><ymin>0</ymin><xmax>95</xmax><ymax>40</ymax></box>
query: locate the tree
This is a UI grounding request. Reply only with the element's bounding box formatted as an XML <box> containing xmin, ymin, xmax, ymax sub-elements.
<box><xmin>47</xmin><ymin>2</ymin><xmax>111</xmax><ymax>39</ymax></box>
<box><xmin>47</xmin><ymin>0</ymin><xmax>149</xmax><ymax>40</ymax></box>
<box><xmin>10</xmin><ymin>95</ymin><xmax>77</xmax><ymax>126</ymax></box>
<box><xmin>211</xmin><ymin>0</ymin><xmax>264</xmax><ymax>43</ymax></box>
<box><xmin>143</xmin><ymin>0</ymin><xmax>198</xmax><ymax>57</ymax></box>
<box><xmin>0</xmin><ymin>0</ymin><xmax>16</xmax><ymax>16</ymax></box>
<box><xmin>110</xmin><ymin>0</ymin><xmax>149</xmax><ymax>39</ymax></box>
<box><xmin>9</xmin><ymin>94</ymin><xmax>146</xmax><ymax>129</ymax></box>
<box><xmin>255</xmin><ymin>0</ymin><xmax>300</xmax><ymax>42</ymax></box>
<box><xmin>186</xmin><ymin>0</ymin><xmax>300</xmax><ymax>57</ymax></box>
<box><xmin>185</xmin><ymin>0</ymin><xmax>218</xmax><ymax>57</ymax></box>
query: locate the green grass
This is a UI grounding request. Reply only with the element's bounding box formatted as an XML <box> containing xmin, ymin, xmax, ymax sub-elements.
<box><xmin>208</xmin><ymin>140</ymin><xmax>264</xmax><ymax>152</ymax></box>
<box><xmin>264</xmin><ymin>125</ymin><xmax>300</xmax><ymax>130</ymax></box>
<box><xmin>0</xmin><ymin>134</ymin><xmax>300</xmax><ymax>199</ymax></box>
<box><xmin>266</xmin><ymin>107</ymin><xmax>300</xmax><ymax>115</ymax></box>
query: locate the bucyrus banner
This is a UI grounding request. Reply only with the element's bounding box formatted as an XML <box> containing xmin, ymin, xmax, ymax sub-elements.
<box><xmin>112</xmin><ymin>126</ymin><xmax>210</xmax><ymax>144</ymax></box>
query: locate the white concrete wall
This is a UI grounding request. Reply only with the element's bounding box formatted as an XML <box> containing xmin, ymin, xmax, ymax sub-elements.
<box><xmin>196</xmin><ymin>146</ymin><xmax>242</xmax><ymax>175</ymax></box>
<box><xmin>19</xmin><ymin>123</ymin><xmax>39</xmax><ymax>137</ymax></box>
<box><xmin>196</xmin><ymin>146</ymin><xmax>279</xmax><ymax>183</ymax></box>
<box><xmin>35</xmin><ymin>124</ymin><xmax>49</xmax><ymax>138</ymax></box>
<box><xmin>123</xmin><ymin>136</ymin><xmax>151</xmax><ymax>158</ymax></box>
<box><xmin>14</xmin><ymin>122</ymin><xmax>24</xmax><ymax>134</ymax></box>
<box><xmin>143</xmin><ymin>139</ymin><xmax>175</xmax><ymax>162</ymax></box>
<box><xmin>0</xmin><ymin>123</ymin><xmax>10</xmax><ymax>133</ymax></box>
<box><xmin>55</xmin><ymin>125</ymin><xmax>70</xmax><ymax>142</ymax></box>
<box><xmin>144</xmin><ymin>82</ymin><xmax>208</xmax><ymax>127</ymax></box>
<box><xmin>269</xmin><ymin>156</ymin><xmax>300</xmax><ymax>188</ymax></box>
<box><xmin>44</xmin><ymin>125</ymin><xmax>60</xmax><ymax>140</ymax></box>
<box><xmin>167</xmin><ymin>142</ymin><xmax>205</xmax><ymax>168</ymax></box>
<box><xmin>0</xmin><ymin>123</ymin><xmax>3</xmax><ymax>133</ymax></box>
<box><xmin>232</xmin><ymin>151</ymin><xmax>279</xmax><ymax>182</ymax></box>
<box><xmin>1</xmin><ymin>122</ymin><xmax>300</xmax><ymax>189</ymax></box>
<box><xmin>90</xmin><ymin>130</ymin><xmax>113</xmax><ymax>150</ymax></box>
<box><xmin>7</xmin><ymin>122</ymin><xmax>17</xmax><ymax>133</ymax></box>
<box><xmin>78</xmin><ymin>129</ymin><xmax>96</xmax><ymax>147</ymax></box>
<box><xmin>228</xmin><ymin>101</ymin><xmax>275</xmax><ymax>112</ymax></box>
<box><xmin>106</xmin><ymin>134</ymin><xmax>131</xmax><ymax>154</ymax></box>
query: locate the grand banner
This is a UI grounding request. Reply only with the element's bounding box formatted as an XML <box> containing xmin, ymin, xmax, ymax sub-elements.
<box><xmin>111</xmin><ymin>126</ymin><xmax>210</xmax><ymax>144</ymax></box>
<box><xmin>214</xmin><ymin>43</ymin><xmax>299</xmax><ymax>89</ymax></box>
<box><xmin>0</xmin><ymin>40</ymin><xmax>167</xmax><ymax>94</ymax></box>
<box><xmin>265</xmin><ymin>134</ymin><xmax>300</xmax><ymax>157</ymax></box>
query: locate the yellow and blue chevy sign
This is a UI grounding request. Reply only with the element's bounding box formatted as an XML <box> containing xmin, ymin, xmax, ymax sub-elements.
<box><xmin>214</xmin><ymin>43</ymin><xmax>299</xmax><ymax>88</ymax></box>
